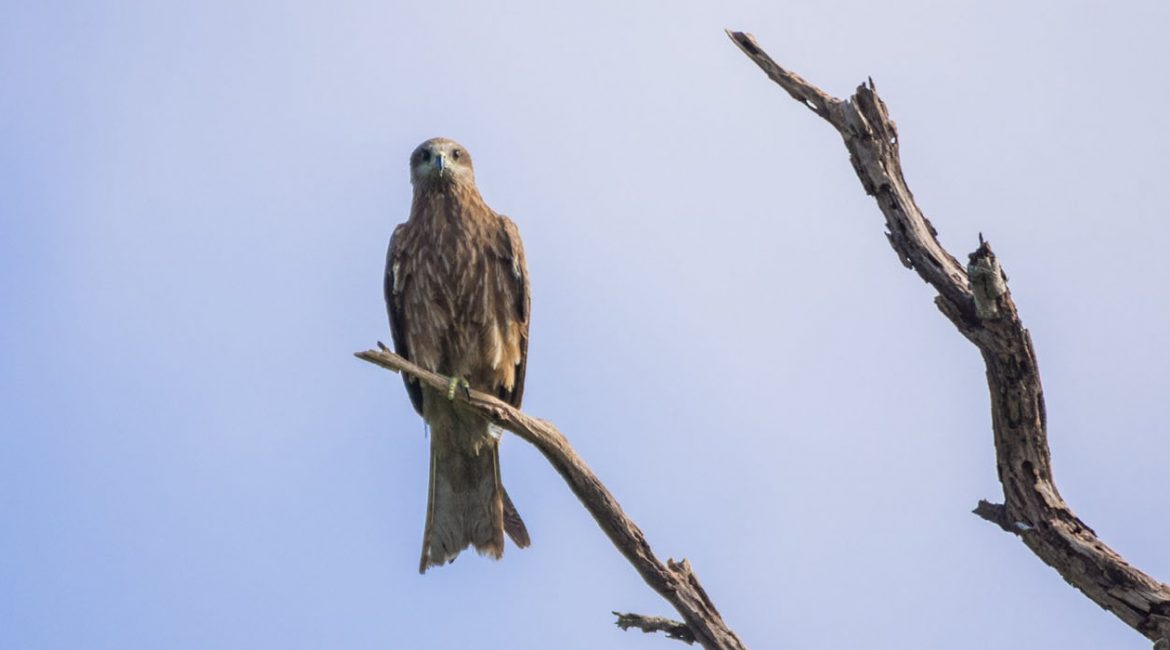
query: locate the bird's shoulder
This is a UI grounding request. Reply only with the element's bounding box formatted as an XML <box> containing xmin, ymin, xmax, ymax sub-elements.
<box><xmin>387</xmin><ymin>221</ymin><xmax>411</xmax><ymax>252</ymax></box>
<box><xmin>493</xmin><ymin>213</ymin><xmax>525</xmax><ymax>252</ymax></box>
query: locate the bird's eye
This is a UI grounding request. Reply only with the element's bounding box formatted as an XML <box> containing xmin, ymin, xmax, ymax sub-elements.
<box><xmin>419</xmin><ymin>149</ymin><xmax>431</xmax><ymax>162</ymax></box>
<box><xmin>452</xmin><ymin>149</ymin><xmax>462</xmax><ymax>160</ymax></box>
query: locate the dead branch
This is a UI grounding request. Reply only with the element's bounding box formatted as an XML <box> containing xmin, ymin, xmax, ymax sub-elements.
<box><xmin>615</xmin><ymin>611</ymin><xmax>697</xmax><ymax>644</ymax></box>
<box><xmin>355</xmin><ymin>344</ymin><xmax>746</xmax><ymax>650</ymax></box>
<box><xmin>726</xmin><ymin>29</ymin><xmax>1170</xmax><ymax>645</ymax></box>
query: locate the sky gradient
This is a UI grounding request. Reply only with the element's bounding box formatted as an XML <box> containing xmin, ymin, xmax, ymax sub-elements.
<box><xmin>3</xmin><ymin>1</ymin><xmax>1168</xmax><ymax>648</ymax></box>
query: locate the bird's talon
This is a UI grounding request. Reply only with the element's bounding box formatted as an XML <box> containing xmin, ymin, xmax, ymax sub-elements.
<box><xmin>446</xmin><ymin>376</ymin><xmax>471</xmax><ymax>401</ymax></box>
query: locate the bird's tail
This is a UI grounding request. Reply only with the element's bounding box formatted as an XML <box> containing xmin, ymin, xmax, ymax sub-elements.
<box><xmin>419</xmin><ymin>422</ymin><xmax>529</xmax><ymax>573</ymax></box>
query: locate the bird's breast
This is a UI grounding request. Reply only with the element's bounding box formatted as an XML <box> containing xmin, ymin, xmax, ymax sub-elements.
<box><xmin>400</xmin><ymin>191</ymin><xmax>519</xmax><ymax>382</ymax></box>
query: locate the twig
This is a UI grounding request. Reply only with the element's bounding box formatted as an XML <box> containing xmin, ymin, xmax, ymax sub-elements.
<box><xmin>727</xmin><ymin>28</ymin><xmax>1170</xmax><ymax>643</ymax></box>
<box><xmin>355</xmin><ymin>345</ymin><xmax>747</xmax><ymax>650</ymax></box>
<box><xmin>615</xmin><ymin>612</ymin><xmax>696</xmax><ymax>645</ymax></box>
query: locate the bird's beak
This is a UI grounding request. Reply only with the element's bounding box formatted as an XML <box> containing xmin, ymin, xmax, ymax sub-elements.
<box><xmin>433</xmin><ymin>153</ymin><xmax>446</xmax><ymax>174</ymax></box>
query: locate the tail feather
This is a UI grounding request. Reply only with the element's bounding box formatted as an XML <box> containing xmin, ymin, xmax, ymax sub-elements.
<box><xmin>419</xmin><ymin>429</ymin><xmax>529</xmax><ymax>573</ymax></box>
<box><xmin>502</xmin><ymin>488</ymin><xmax>530</xmax><ymax>548</ymax></box>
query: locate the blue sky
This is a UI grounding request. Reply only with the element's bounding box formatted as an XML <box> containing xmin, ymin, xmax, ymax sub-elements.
<box><xmin>3</xmin><ymin>1</ymin><xmax>1168</xmax><ymax>648</ymax></box>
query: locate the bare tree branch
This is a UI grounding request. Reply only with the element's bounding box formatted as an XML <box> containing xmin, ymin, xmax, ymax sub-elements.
<box><xmin>726</xmin><ymin>29</ymin><xmax>1170</xmax><ymax>645</ymax></box>
<box><xmin>355</xmin><ymin>344</ymin><xmax>747</xmax><ymax>650</ymax></box>
<box><xmin>615</xmin><ymin>612</ymin><xmax>696</xmax><ymax>645</ymax></box>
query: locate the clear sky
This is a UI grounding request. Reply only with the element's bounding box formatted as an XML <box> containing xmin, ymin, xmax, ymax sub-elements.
<box><xmin>3</xmin><ymin>1</ymin><xmax>1168</xmax><ymax>648</ymax></box>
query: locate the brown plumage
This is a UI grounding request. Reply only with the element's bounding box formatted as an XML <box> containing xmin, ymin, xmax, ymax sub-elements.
<box><xmin>385</xmin><ymin>137</ymin><xmax>531</xmax><ymax>573</ymax></box>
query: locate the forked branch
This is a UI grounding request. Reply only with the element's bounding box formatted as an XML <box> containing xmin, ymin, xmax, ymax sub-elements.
<box><xmin>726</xmin><ymin>29</ymin><xmax>1170</xmax><ymax>645</ymax></box>
<box><xmin>356</xmin><ymin>345</ymin><xmax>745</xmax><ymax>650</ymax></box>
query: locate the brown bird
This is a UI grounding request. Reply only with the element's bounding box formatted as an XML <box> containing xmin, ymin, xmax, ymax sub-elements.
<box><xmin>385</xmin><ymin>137</ymin><xmax>532</xmax><ymax>573</ymax></box>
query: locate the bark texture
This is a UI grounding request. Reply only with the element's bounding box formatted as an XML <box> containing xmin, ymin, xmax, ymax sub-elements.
<box><xmin>356</xmin><ymin>344</ymin><xmax>745</xmax><ymax>650</ymax></box>
<box><xmin>615</xmin><ymin>611</ymin><xmax>697</xmax><ymax>644</ymax></box>
<box><xmin>727</xmin><ymin>29</ymin><xmax>1170</xmax><ymax>644</ymax></box>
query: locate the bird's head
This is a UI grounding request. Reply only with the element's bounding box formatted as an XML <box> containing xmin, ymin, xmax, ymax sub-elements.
<box><xmin>410</xmin><ymin>137</ymin><xmax>475</xmax><ymax>189</ymax></box>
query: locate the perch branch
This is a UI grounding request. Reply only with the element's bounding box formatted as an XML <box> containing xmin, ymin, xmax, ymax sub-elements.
<box><xmin>356</xmin><ymin>345</ymin><xmax>746</xmax><ymax>650</ymax></box>
<box><xmin>727</xmin><ymin>29</ymin><xmax>1170</xmax><ymax>643</ymax></box>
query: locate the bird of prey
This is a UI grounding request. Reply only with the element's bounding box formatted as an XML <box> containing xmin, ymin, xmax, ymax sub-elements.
<box><xmin>385</xmin><ymin>137</ymin><xmax>532</xmax><ymax>573</ymax></box>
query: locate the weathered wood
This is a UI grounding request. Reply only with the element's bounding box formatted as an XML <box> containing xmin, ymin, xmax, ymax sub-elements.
<box><xmin>615</xmin><ymin>611</ymin><xmax>696</xmax><ymax>645</ymax></box>
<box><xmin>727</xmin><ymin>28</ymin><xmax>1170</xmax><ymax>644</ymax></box>
<box><xmin>356</xmin><ymin>344</ymin><xmax>746</xmax><ymax>650</ymax></box>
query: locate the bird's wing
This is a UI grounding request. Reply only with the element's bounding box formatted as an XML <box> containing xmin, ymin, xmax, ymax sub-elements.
<box><xmin>385</xmin><ymin>225</ymin><xmax>424</xmax><ymax>415</ymax></box>
<box><xmin>496</xmin><ymin>215</ymin><xmax>531</xmax><ymax>408</ymax></box>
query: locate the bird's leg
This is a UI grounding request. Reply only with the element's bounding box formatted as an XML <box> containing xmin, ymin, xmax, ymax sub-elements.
<box><xmin>446</xmin><ymin>375</ymin><xmax>472</xmax><ymax>401</ymax></box>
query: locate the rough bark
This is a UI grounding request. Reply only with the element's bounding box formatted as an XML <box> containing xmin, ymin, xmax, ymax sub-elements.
<box><xmin>726</xmin><ymin>29</ymin><xmax>1170</xmax><ymax>645</ymax></box>
<box><xmin>356</xmin><ymin>344</ymin><xmax>746</xmax><ymax>649</ymax></box>
<box><xmin>615</xmin><ymin>611</ymin><xmax>697</xmax><ymax>644</ymax></box>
